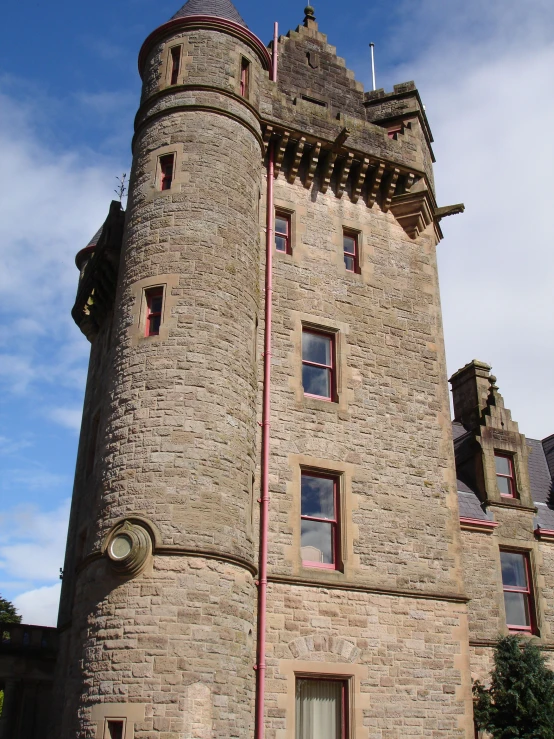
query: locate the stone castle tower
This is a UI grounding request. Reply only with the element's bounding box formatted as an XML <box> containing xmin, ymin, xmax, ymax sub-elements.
<box><xmin>52</xmin><ymin>1</ymin><xmax>475</xmax><ymax>736</ymax></box>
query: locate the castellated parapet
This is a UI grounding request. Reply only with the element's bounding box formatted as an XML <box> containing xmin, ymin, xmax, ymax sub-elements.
<box><xmin>51</xmin><ymin>2</ymin><xmax>477</xmax><ymax>738</ymax></box>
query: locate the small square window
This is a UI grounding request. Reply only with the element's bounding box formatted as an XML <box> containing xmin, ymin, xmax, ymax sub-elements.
<box><xmin>301</xmin><ymin>471</ymin><xmax>340</xmax><ymax>569</ymax></box>
<box><xmin>296</xmin><ymin>677</ymin><xmax>348</xmax><ymax>739</ymax></box>
<box><xmin>495</xmin><ymin>453</ymin><xmax>517</xmax><ymax>498</ymax></box>
<box><xmin>240</xmin><ymin>57</ymin><xmax>250</xmax><ymax>98</ymax></box>
<box><xmin>145</xmin><ymin>287</ymin><xmax>164</xmax><ymax>337</ymax></box>
<box><xmin>104</xmin><ymin>719</ymin><xmax>125</xmax><ymax>739</ymax></box>
<box><xmin>302</xmin><ymin>329</ymin><xmax>336</xmax><ymax>401</ymax></box>
<box><xmin>500</xmin><ymin>550</ymin><xmax>536</xmax><ymax>633</ymax></box>
<box><xmin>275</xmin><ymin>211</ymin><xmax>291</xmax><ymax>254</ymax></box>
<box><xmin>170</xmin><ymin>46</ymin><xmax>181</xmax><ymax>85</ymax></box>
<box><xmin>159</xmin><ymin>154</ymin><xmax>175</xmax><ymax>191</ymax></box>
<box><xmin>343</xmin><ymin>230</ymin><xmax>359</xmax><ymax>273</ymax></box>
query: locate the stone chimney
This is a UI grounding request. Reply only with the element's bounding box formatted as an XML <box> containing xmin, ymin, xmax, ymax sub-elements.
<box><xmin>449</xmin><ymin>360</ymin><xmax>492</xmax><ymax>430</ymax></box>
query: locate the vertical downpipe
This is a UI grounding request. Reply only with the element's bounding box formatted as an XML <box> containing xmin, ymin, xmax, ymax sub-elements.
<box><xmin>256</xmin><ymin>20</ymin><xmax>278</xmax><ymax>739</ymax></box>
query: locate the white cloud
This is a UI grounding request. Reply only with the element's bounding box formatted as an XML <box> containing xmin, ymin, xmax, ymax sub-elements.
<box><xmin>384</xmin><ymin>0</ymin><xmax>554</xmax><ymax>439</ymax></box>
<box><xmin>0</xmin><ymin>500</ymin><xmax>70</xmax><ymax>582</ymax></box>
<box><xmin>49</xmin><ymin>407</ymin><xmax>83</xmax><ymax>432</ymax></box>
<box><xmin>0</xmin><ymin>86</ymin><xmax>124</xmax><ymax>396</ymax></box>
<box><xmin>13</xmin><ymin>584</ymin><xmax>61</xmax><ymax>627</ymax></box>
<box><xmin>0</xmin><ymin>435</ymin><xmax>33</xmax><ymax>456</ymax></box>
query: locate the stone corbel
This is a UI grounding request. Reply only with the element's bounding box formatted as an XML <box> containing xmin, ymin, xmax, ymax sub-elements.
<box><xmin>389</xmin><ymin>188</ymin><xmax>436</xmax><ymax>239</ymax></box>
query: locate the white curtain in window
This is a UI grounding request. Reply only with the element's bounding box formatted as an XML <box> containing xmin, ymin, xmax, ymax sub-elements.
<box><xmin>296</xmin><ymin>679</ymin><xmax>342</xmax><ymax>739</ymax></box>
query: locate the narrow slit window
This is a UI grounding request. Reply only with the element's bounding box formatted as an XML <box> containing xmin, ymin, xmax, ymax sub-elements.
<box><xmin>500</xmin><ymin>550</ymin><xmax>535</xmax><ymax>633</ymax></box>
<box><xmin>170</xmin><ymin>46</ymin><xmax>181</xmax><ymax>85</ymax></box>
<box><xmin>302</xmin><ymin>329</ymin><xmax>335</xmax><ymax>401</ymax></box>
<box><xmin>296</xmin><ymin>677</ymin><xmax>348</xmax><ymax>739</ymax></box>
<box><xmin>275</xmin><ymin>211</ymin><xmax>291</xmax><ymax>254</ymax></box>
<box><xmin>105</xmin><ymin>720</ymin><xmax>125</xmax><ymax>739</ymax></box>
<box><xmin>301</xmin><ymin>471</ymin><xmax>340</xmax><ymax>569</ymax></box>
<box><xmin>343</xmin><ymin>230</ymin><xmax>359</xmax><ymax>273</ymax></box>
<box><xmin>159</xmin><ymin>154</ymin><xmax>175</xmax><ymax>191</ymax></box>
<box><xmin>495</xmin><ymin>453</ymin><xmax>516</xmax><ymax>498</ymax></box>
<box><xmin>145</xmin><ymin>287</ymin><xmax>164</xmax><ymax>337</ymax></box>
<box><xmin>240</xmin><ymin>57</ymin><xmax>250</xmax><ymax>98</ymax></box>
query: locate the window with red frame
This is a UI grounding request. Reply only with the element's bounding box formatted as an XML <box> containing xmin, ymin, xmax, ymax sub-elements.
<box><xmin>495</xmin><ymin>453</ymin><xmax>517</xmax><ymax>498</ymax></box>
<box><xmin>275</xmin><ymin>211</ymin><xmax>291</xmax><ymax>254</ymax></box>
<box><xmin>170</xmin><ymin>46</ymin><xmax>181</xmax><ymax>85</ymax></box>
<box><xmin>159</xmin><ymin>154</ymin><xmax>175</xmax><ymax>191</ymax></box>
<box><xmin>295</xmin><ymin>677</ymin><xmax>348</xmax><ymax>739</ymax></box>
<box><xmin>500</xmin><ymin>550</ymin><xmax>535</xmax><ymax>633</ymax></box>
<box><xmin>302</xmin><ymin>329</ymin><xmax>335</xmax><ymax>400</ymax></box>
<box><xmin>301</xmin><ymin>471</ymin><xmax>340</xmax><ymax>569</ymax></box>
<box><xmin>240</xmin><ymin>57</ymin><xmax>250</xmax><ymax>98</ymax></box>
<box><xmin>145</xmin><ymin>287</ymin><xmax>164</xmax><ymax>336</ymax></box>
<box><xmin>343</xmin><ymin>230</ymin><xmax>359</xmax><ymax>273</ymax></box>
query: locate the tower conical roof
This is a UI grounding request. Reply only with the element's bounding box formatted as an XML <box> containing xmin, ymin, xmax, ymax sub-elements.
<box><xmin>170</xmin><ymin>0</ymin><xmax>247</xmax><ymax>27</ymax></box>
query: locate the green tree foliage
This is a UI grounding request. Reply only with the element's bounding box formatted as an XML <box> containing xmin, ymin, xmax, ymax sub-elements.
<box><xmin>0</xmin><ymin>594</ymin><xmax>21</xmax><ymax>624</ymax></box>
<box><xmin>473</xmin><ymin>635</ymin><xmax>554</xmax><ymax>738</ymax></box>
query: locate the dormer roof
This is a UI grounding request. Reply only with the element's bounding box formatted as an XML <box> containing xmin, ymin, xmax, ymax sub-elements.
<box><xmin>170</xmin><ymin>0</ymin><xmax>247</xmax><ymax>27</ymax></box>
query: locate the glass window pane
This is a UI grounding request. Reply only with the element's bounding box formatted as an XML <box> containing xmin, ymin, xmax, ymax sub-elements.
<box><xmin>497</xmin><ymin>475</ymin><xmax>512</xmax><ymax>496</ymax></box>
<box><xmin>302</xmin><ymin>364</ymin><xmax>331</xmax><ymax>398</ymax></box>
<box><xmin>343</xmin><ymin>236</ymin><xmax>356</xmax><ymax>255</ymax></box>
<box><xmin>150</xmin><ymin>315</ymin><xmax>161</xmax><ymax>334</ymax></box>
<box><xmin>302</xmin><ymin>332</ymin><xmax>331</xmax><ymax>365</ymax></box>
<box><xmin>275</xmin><ymin>235</ymin><xmax>287</xmax><ymax>252</ymax></box>
<box><xmin>275</xmin><ymin>216</ymin><xmax>288</xmax><ymax>235</ymax></box>
<box><xmin>150</xmin><ymin>296</ymin><xmax>163</xmax><ymax>313</ymax></box>
<box><xmin>504</xmin><ymin>591</ymin><xmax>530</xmax><ymax>627</ymax></box>
<box><xmin>344</xmin><ymin>255</ymin><xmax>355</xmax><ymax>271</ymax></box>
<box><xmin>301</xmin><ymin>475</ymin><xmax>335</xmax><ymax>518</ymax></box>
<box><xmin>296</xmin><ymin>679</ymin><xmax>342</xmax><ymax>739</ymax></box>
<box><xmin>500</xmin><ymin>552</ymin><xmax>528</xmax><ymax>588</ymax></box>
<box><xmin>495</xmin><ymin>455</ymin><xmax>511</xmax><ymax>475</ymax></box>
<box><xmin>301</xmin><ymin>520</ymin><xmax>334</xmax><ymax>564</ymax></box>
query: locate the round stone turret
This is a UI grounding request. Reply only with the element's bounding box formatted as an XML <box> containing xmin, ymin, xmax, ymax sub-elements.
<box><xmin>52</xmin><ymin>2</ymin><xmax>271</xmax><ymax>736</ymax></box>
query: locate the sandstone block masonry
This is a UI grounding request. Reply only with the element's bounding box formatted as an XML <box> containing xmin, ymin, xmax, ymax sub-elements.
<box><xmin>51</xmin><ymin>3</ymin><xmax>483</xmax><ymax>738</ymax></box>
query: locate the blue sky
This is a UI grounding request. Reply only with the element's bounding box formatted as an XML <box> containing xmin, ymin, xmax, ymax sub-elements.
<box><xmin>1</xmin><ymin>0</ymin><xmax>553</xmax><ymax>625</ymax></box>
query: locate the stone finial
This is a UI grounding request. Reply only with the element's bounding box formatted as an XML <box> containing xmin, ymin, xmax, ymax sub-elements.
<box><xmin>486</xmin><ymin>374</ymin><xmax>505</xmax><ymax>411</ymax></box>
<box><xmin>303</xmin><ymin>5</ymin><xmax>317</xmax><ymax>27</ymax></box>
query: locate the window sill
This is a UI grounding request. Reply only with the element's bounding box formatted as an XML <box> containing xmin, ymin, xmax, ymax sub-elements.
<box><xmin>300</xmin><ymin>563</ymin><xmax>345</xmax><ymax>579</ymax></box>
<box><xmin>302</xmin><ymin>395</ymin><xmax>340</xmax><ymax>413</ymax></box>
<box><xmin>485</xmin><ymin>498</ymin><xmax>537</xmax><ymax>513</ymax></box>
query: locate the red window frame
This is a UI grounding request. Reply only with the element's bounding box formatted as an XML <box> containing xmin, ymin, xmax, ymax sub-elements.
<box><xmin>300</xmin><ymin>471</ymin><xmax>341</xmax><ymax>570</ymax></box>
<box><xmin>302</xmin><ymin>329</ymin><xmax>336</xmax><ymax>402</ymax></box>
<box><xmin>275</xmin><ymin>211</ymin><xmax>291</xmax><ymax>254</ymax></box>
<box><xmin>159</xmin><ymin>154</ymin><xmax>175</xmax><ymax>191</ymax></box>
<box><xmin>495</xmin><ymin>453</ymin><xmax>517</xmax><ymax>498</ymax></box>
<box><xmin>240</xmin><ymin>57</ymin><xmax>250</xmax><ymax>98</ymax></box>
<box><xmin>500</xmin><ymin>550</ymin><xmax>536</xmax><ymax>634</ymax></box>
<box><xmin>295</xmin><ymin>676</ymin><xmax>348</xmax><ymax>739</ymax></box>
<box><xmin>145</xmin><ymin>287</ymin><xmax>164</xmax><ymax>337</ymax></box>
<box><xmin>170</xmin><ymin>46</ymin><xmax>181</xmax><ymax>85</ymax></box>
<box><xmin>343</xmin><ymin>230</ymin><xmax>359</xmax><ymax>273</ymax></box>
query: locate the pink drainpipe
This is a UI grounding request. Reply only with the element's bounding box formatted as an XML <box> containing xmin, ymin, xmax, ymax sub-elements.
<box><xmin>256</xmin><ymin>21</ymin><xmax>278</xmax><ymax>739</ymax></box>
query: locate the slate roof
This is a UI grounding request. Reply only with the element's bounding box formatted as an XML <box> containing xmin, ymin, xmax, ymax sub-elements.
<box><xmin>543</xmin><ymin>434</ymin><xmax>554</xmax><ymax>478</ymax></box>
<box><xmin>170</xmin><ymin>0</ymin><xmax>247</xmax><ymax>27</ymax></box>
<box><xmin>451</xmin><ymin>422</ymin><xmax>554</xmax><ymax>529</ymax></box>
<box><xmin>86</xmin><ymin>226</ymin><xmax>103</xmax><ymax>249</ymax></box>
